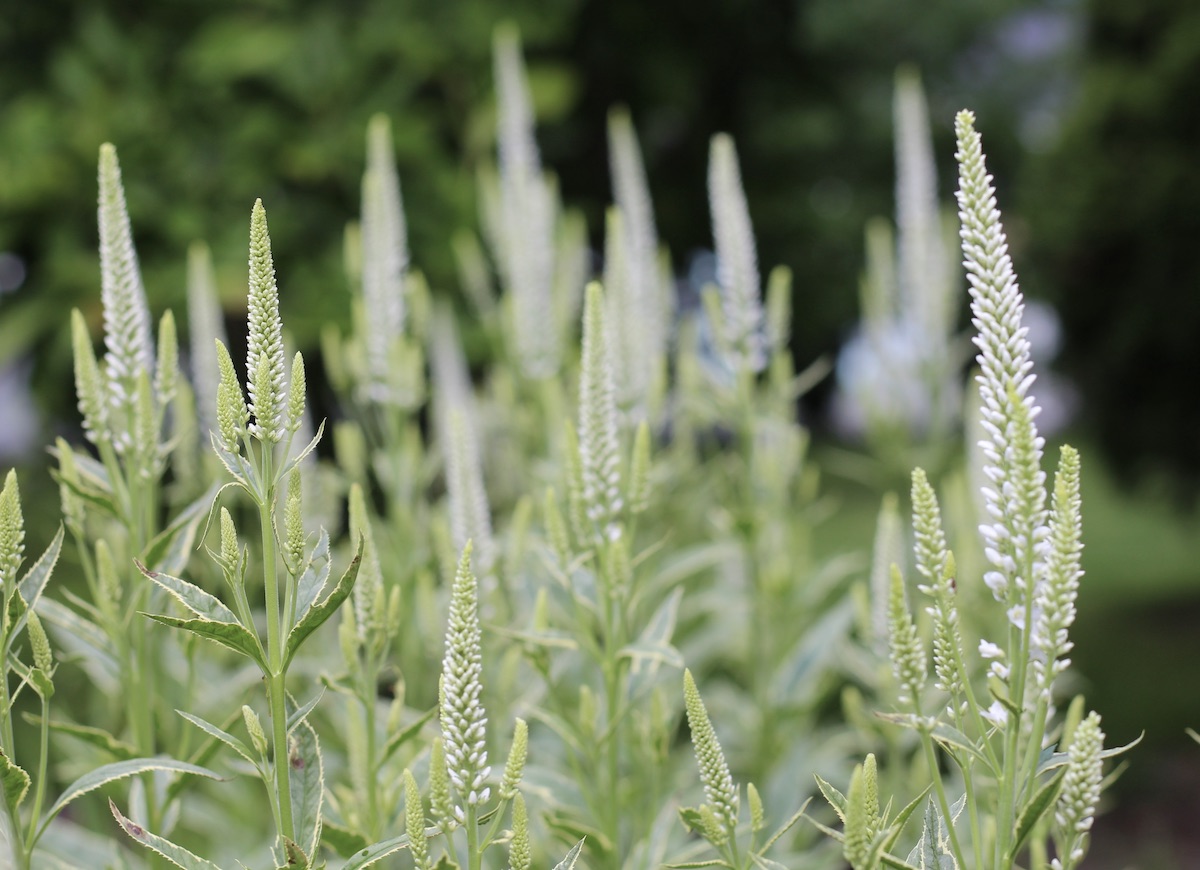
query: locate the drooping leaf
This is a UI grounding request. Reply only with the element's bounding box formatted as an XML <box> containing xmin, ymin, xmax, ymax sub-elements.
<box><xmin>138</xmin><ymin>562</ymin><xmax>239</xmax><ymax>624</ymax></box>
<box><xmin>22</xmin><ymin>716</ymin><xmax>139</xmax><ymax>761</ymax></box>
<box><xmin>43</xmin><ymin>758</ymin><xmax>221</xmax><ymax>837</ymax></box>
<box><xmin>176</xmin><ymin>711</ymin><xmax>259</xmax><ymax>768</ymax></box>
<box><xmin>110</xmin><ymin>799</ymin><xmax>223</xmax><ymax>869</ymax></box>
<box><xmin>337</xmin><ymin>834</ymin><xmax>411</xmax><ymax>870</ymax></box>
<box><xmin>283</xmin><ymin>539</ymin><xmax>363</xmax><ymax>669</ymax></box>
<box><xmin>141</xmin><ymin>613</ymin><xmax>267</xmax><ymax>671</ymax></box>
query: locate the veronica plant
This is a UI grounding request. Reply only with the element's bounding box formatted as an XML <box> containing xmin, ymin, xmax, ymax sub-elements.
<box><xmin>46</xmin><ymin>144</ymin><xmax>227</xmax><ymax>840</ymax></box>
<box><xmin>814</xmin><ymin>111</ymin><xmax>1130</xmax><ymax>870</ymax></box>
<box><xmin>107</xmin><ymin>199</ymin><xmax>373</xmax><ymax>868</ymax></box>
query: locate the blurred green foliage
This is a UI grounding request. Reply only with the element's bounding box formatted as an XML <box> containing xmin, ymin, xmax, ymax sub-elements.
<box><xmin>1</xmin><ymin>0</ymin><xmax>1061</xmax><ymax>427</ymax></box>
<box><xmin>0</xmin><ymin>0</ymin><xmax>580</xmax><ymax>415</ymax></box>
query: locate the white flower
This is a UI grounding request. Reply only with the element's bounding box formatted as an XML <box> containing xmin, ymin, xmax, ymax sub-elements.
<box><xmin>982</xmin><ymin>701</ymin><xmax>1008</xmax><ymax>728</ymax></box>
<box><xmin>978</xmin><ymin>640</ymin><xmax>1004</xmax><ymax>659</ymax></box>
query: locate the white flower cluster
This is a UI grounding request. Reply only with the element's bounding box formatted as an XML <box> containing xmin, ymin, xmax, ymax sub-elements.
<box><xmin>440</xmin><ymin>543</ymin><xmax>491</xmax><ymax>818</ymax></box>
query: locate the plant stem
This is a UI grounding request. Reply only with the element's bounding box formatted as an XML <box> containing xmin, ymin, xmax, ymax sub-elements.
<box><xmin>258</xmin><ymin>445</ymin><xmax>295</xmax><ymax>843</ymax></box>
<box><xmin>465</xmin><ymin>804</ymin><xmax>481</xmax><ymax>870</ymax></box>
<box><xmin>23</xmin><ymin>693</ymin><xmax>51</xmax><ymax>864</ymax></box>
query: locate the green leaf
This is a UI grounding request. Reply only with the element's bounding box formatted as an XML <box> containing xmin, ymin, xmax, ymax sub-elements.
<box><xmin>140</xmin><ymin>484</ymin><xmax>221</xmax><ymax>573</ymax></box>
<box><xmin>283</xmin><ymin>538</ymin><xmax>363</xmax><ymax>670</ymax></box>
<box><xmin>758</xmin><ymin>799</ymin><xmax>811</xmax><ymax>855</ymax></box>
<box><xmin>43</xmin><ymin>758</ymin><xmax>222</xmax><ymax>838</ymax></box>
<box><xmin>10</xmin><ymin>526</ymin><xmax>65</xmax><ymax>643</ymax></box>
<box><xmin>289</xmin><ymin>713</ymin><xmax>324</xmax><ymax>860</ymax></box>
<box><xmin>293</xmin><ymin>530</ymin><xmax>331</xmax><ymax>618</ymax></box>
<box><xmin>281</xmin><ymin>420</ymin><xmax>326</xmax><ymax>474</ymax></box>
<box><xmin>1010</xmin><ymin>772</ymin><xmax>1063</xmax><ymax>859</ymax></box>
<box><xmin>770</xmin><ymin>600</ymin><xmax>853</xmax><ymax>703</ymax></box>
<box><xmin>110</xmin><ymin>799</ymin><xmax>223</xmax><ymax>869</ymax></box>
<box><xmin>0</xmin><ymin>748</ymin><xmax>31</xmax><ymax>817</ymax></box>
<box><xmin>380</xmin><ymin>706</ymin><xmax>437</xmax><ymax>763</ymax></box>
<box><xmin>287</xmin><ymin>689</ymin><xmax>326</xmax><ymax>735</ymax></box>
<box><xmin>176</xmin><ymin>711</ymin><xmax>258</xmax><ymax>768</ymax></box>
<box><xmin>338</xmin><ymin>834</ymin><xmax>411</xmax><ymax>870</ymax></box>
<box><xmin>138</xmin><ymin>563</ymin><xmax>239</xmax><ymax>624</ymax></box>
<box><xmin>814</xmin><ymin>772</ymin><xmax>847</xmax><ymax>822</ymax></box>
<box><xmin>52</xmin><ymin>473</ymin><xmax>120</xmax><ymax>520</ymax></box>
<box><xmin>881</xmin><ymin>786</ymin><xmax>932</xmax><ymax>853</ymax></box>
<box><xmin>552</xmin><ymin>839</ymin><xmax>586</xmax><ymax>870</ymax></box>
<box><xmin>664</xmin><ymin>861</ymin><xmax>732</xmax><ymax>869</ymax></box>
<box><xmin>321</xmin><ymin>819</ymin><xmax>369</xmax><ymax>859</ymax></box>
<box><xmin>35</xmin><ymin>599</ymin><xmax>120</xmax><ymax>693</ymax></box>
<box><xmin>141</xmin><ymin>613</ymin><xmax>267</xmax><ymax>671</ymax></box>
<box><xmin>22</xmin><ymin>716</ymin><xmax>139</xmax><ymax>761</ymax></box>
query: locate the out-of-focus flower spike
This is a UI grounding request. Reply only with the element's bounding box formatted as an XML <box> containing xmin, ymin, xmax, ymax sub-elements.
<box><xmin>187</xmin><ymin>241</ymin><xmax>227</xmax><ymax>441</ymax></box>
<box><xmin>493</xmin><ymin>24</ymin><xmax>558</xmax><ymax>379</ymax></box>
<box><xmin>888</xmin><ymin>565</ymin><xmax>927</xmax><ymax>709</ymax></box>
<box><xmin>214</xmin><ymin>340</ymin><xmax>248</xmax><ymax>454</ymax></box>
<box><xmin>72</xmin><ymin>310</ymin><xmax>110</xmax><ymax>446</ymax></box>
<box><xmin>509</xmin><ymin>792</ymin><xmax>531</xmax><ymax>870</ymax></box>
<box><xmin>869</xmin><ymin>493</ymin><xmax>905</xmax><ymax>651</ymax></box>
<box><xmin>708</xmin><ymin>133</ymin><xmax>765</xmax><ymax>374</ymax></box>
<box><xmin>347</xmin><ymin>484</ymin><xmax>383</xmax><ymax>644</ymax></box>
<box><xmin>578</xmin><ymin>283</ymin><xmax>623</xmax><ymax>544</ymax></box>
<box><xmin>154</xmin><ymin>310</ymin><xmax>178</xmax><ymax>409</ymax></box>
<box><xmin>1033</xmin><ymin>445</ymin><xmax>1083</xmax><ymax>698</ymax></box>
<box><xmin>499</xmin><ymin>718</ymin><xmax>528</xmax><ymax>800</ymax></box>
<box><xmin>97</xmin><ymin>144</ymin><xmax>155</xmax><ymax>403</ymax></box>
<box><xmin>445</xmin><ymin>409</ymin><xmax>495</xmax><ymax>576</ymax></box>
<box><xmin>404</xmin><ymin>769</ymin><xmax>432</xmax><ymax>870</ymax></box>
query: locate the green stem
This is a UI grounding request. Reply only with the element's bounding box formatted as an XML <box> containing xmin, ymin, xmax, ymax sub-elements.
<box><xmin>23</xmin><ymin>693</ymin><xmax>51</xmax><ymax>859</ymax></box>
<box><xmin>0</xmin><ymin>676</ymin><xmax>29</xmax><ymax>870</ymax></box>
<box><xmin>921</xmin><ymin>734</ymin><xmax>968</xmax><ymax>869</ymax></box>
<box><xmin>465</xmin><ymin>804</ymin><xmax>481</xmax><ymax>870</ymax></box>
<box><xmin>259</xmin><ymin>445</ymin><xmax>295</xmax><ymax>843</ymax></box>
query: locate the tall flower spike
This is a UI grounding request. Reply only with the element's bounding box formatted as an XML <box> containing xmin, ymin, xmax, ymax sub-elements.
<box><xmin>445</xmin><ymin>409</ymin><xmax>495</xmax><ymax>576</ymax></box>
<box><xmin>684</xmin><ymin>670</ymin><xmax>738</xmax><ymax>843</ymax></box>
<box><xmin>187</xmin><ymin>242</ymin><xmax>228</xmax><ymax>441</ymax></box>
<box><xmin>955</xmin><ymin>111</ymin><xmax>1047</xmax><ymax>611</ymax></box>
<box><xmin>360</xmin><ymin>114</ymin><xmax>409</xmax><ymax>401</ymax></box>
<box><xmin>97</xmin><ymin>144</ymin><xmax>155</xmax><ymax>410</ymax></box>
<box><xmin>869</xmin><ymin>493</ymin><xmax>905</xmax><ymax>650</ymax></box>
<box><xmin>494</xmin><ymin>25</ymin><xmax>558</xmax><ymax>379</ymax></box>
<box><xmin>245</xmin><ymin>199</ymin><xmax>287</xmax><ymax>443</ymax></box>
<box><xmin>708</xmin><ymin>134</ymin><xmax>765</xmax><ymax>374</ymax></box>
<box><xmin>1033</xmin><ymin>446</ymin><xmax>1083</xmax><ymax>698</ymax></box>
<box><xmin>609</xmin><ymin>108</ymin><xmax>668</xmax><ymax>405</ymax></box>
<box><xmin>440</xmin><ymin>542</ymin><xmax>490</xmax><ymax>817</ymax></box>
<box><xmin>578</xmin><ymin>282</ymin><xmax>623</xmax><ymax>544</ymax></box>
<box><xmin>895</xmin><ymin>67</ymin><xmax>952</xmax><ymax>346</ymax></box>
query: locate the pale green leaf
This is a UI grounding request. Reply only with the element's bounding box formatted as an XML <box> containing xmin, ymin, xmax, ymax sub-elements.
<box><xmin>110</xmin><ymin>799</ymin><xmax>223</xmax><ymax>869</ymax></box>
<box><xmin>12</xmin><ymin>526</ymin><xmax>64</xmax><ymax>641</ymax></box>
<box><xmin>381</xmin><ymin>706</ymin><xmax>437</xmax><ymax>763</ymax></box>
<box><xmin>283</xmin><ymin>538</ymin><xmax>363</xmax><ymax>669</ymax></box>
<box><xmin>552</xmin><ymin>839</ymin><xmax>586</xmax><ymax>870</ymax></box>
<box><xmin>0</xmin><ymin>748</ymin><xmax>31</xmax><ymax>816</ymax></box>
<box><xmin>22</xmin><ymin>716</ymin><xmax>139</xmax><ymax>761</ymax></box>
<box><xmin>142</xmin><ymin>612</ymin><xmax>267</xmax><ymax>670</ymax></box>
<box><xmin>44</xmin><ymin>758</ymin><xmax>221</xmax><ymax>837</ymax></box>
<box><xmin>1010</xmin><ymin>772</ymin><xmax>1063</xmax><ymax>859</ymax></box>
<box><xmin>293</xmin><ymin>530</ymin><xmax>332</xmax><ymax>619</ymax></box>
<box><xmin>176</xmin><ymin>711</ymin><xmax>258</xmax><ymax>768</ymax></box>
<box><xmin>338</xmin><ymin>834</ymin><xmax>411</xmax><ymax>870</ymax></box>
<box><xmin>138</xmin><ymin>563</ymin><xmax>239</xmax><ymax>624</ymax></box>
<box><xmin>289</xmin><ymin>713</ymin><xmax>324</xmax><ymax>860</ymax></box>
